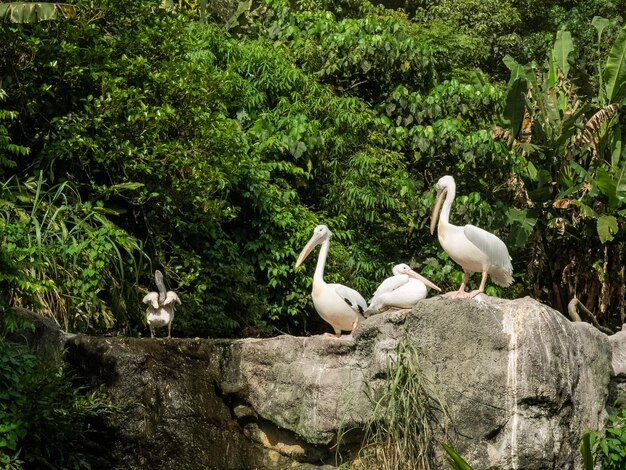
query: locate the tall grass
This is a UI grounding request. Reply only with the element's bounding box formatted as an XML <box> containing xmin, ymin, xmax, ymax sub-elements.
<box><xmin>359</xmin><ymin>340</ymin><xmax>448</xmax><ymax>469</ymax></box>
<box><xmin>0</xmin><ymin>173</ymin><xmax>148</xmax><ymax>332</ymax></box>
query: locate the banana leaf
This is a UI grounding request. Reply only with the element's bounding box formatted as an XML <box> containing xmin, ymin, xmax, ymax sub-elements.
<box><xmin>604</xmin><ymin>24</ymin><xmax>626</xmax><ymax>104</ymax></box>
<box><xmin>553</xmin><ymin>30</ymin><xmax>574</xmax><ymax>79</ymax></box>
<box><xmin>0</xmin><ymin>2</ymin><xmax>76</xmax><ymax>23</ymax></box>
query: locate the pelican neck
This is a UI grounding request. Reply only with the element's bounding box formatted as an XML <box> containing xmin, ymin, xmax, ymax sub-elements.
<box><xmin>155</xmin><ymin>272</ymin><xmax>167</xmax><ymax>302</ymax></box>
<box><xmin>314</xmin><ymin>237</ymin><xmax>330</xmax><ymax>285</ymax></box>
<box><xmin>439</xmin><ymin>184</ymin><xmax>456</xmax><ymax>228</ymax></box>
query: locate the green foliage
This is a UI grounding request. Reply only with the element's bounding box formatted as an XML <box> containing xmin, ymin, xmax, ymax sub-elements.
<box><xmin>0</xmin><ymin>314</ymin><xmax>115</xmax><ymax>469</ymax></box>
<box><xmin>378</xmin><ymin>79</ymin><xmax>506</xmax><ymax>169</ymax></box>
<box><xmin>498</xmin><ymin>26</ymin><xmax>626</xmax><ymax>325</ymax></box>
<box><xmin>0</xmin><ymin>0</ymin><xmax>519</xmax><ymax>337</ymax></box>
<box><xmin>360</xmin><ymin>341</ymin><xmax>447</xmax><ymax>469</ymax></box>
<box><xmin>584</xmin><ymin>407</ymin><xmax>626</xmax><ymax>469</ymax></box>
<box><xmin>547</xmin><ymin>1</ymin><xmax>625</xmax><ymax>79</ymax></box>
<box><xmin>1</xmin><ymin>0</ymin><xmax>624</xmax><ymax>337</ymax></box>
<box><xmin>257</xmin><ymin>0</ymin><xmax>480</xmax><ymax>100</ymax></box>
<box><xmin>0</xmin><ymin>90</ymin><xmax>27</xmax><ymax>172</ymax></box>
<box><xmin>0</xmin><ymin>174</ymin><xmax>147</xmax><ymax>332</ymax></box>
<box><xmin>417</xmin><ymin>0</ymin><xmax>521</xmax><ymax>74</ymax></box>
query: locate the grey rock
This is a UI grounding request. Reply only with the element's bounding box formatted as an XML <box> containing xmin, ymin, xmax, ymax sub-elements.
<box><xmin>8</xmin><ymin>297</ymin><xmax>620</xmax><ymax>469</ymax></box>
<box><xmin>397</xmin><ymin>296</ymin><xmax>611</xmax><ymax>470</ymax></box>
<box><xmin>2</xmin><ymin>307</ymin><xmax>75</xmax><ymax>363</ymax></box>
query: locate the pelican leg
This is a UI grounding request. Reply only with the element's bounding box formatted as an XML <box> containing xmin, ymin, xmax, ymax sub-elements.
<box><xmin>150</xmin><ymin>325</ymin><xmax>155</xmax><ymax>338</ymax></box>
<box><xmin>468</xmin><ymin>272</ymin><xmax>489</xmax><ymax>298</ymax></box>
<box><xmin>167</xmin><ymin>322</ymin><xmax>172</xmax><ymax>338</ymax></box>
<box><xmin>443</xmin><ymin>272</ymin><xmax>472</xmax><ymax>299</ymax></box>
<box><xmin>459</xmin><ymin>271</ymin><xmax>471</xmax><ymax>293</ymax></box>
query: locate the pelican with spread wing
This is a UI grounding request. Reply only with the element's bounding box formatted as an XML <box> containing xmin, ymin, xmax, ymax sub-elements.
<box><xmin>295</xmin><ymin>225</ymin><xmax>366</xmax><ymax>337</ymax></box>
<box><xmin>430</xmin><ymin>175</ymin><xmax>513</xmax><ymax>298</ymax></box>
<box><xmin>143</xmin><ymin>270</ymin><xmax>181</xmax><ymax>338</ymax></box>
<box><xmin>366</xmin><ymin>263</ymin><xmax>441</xmax><ymax>315</ymax></box>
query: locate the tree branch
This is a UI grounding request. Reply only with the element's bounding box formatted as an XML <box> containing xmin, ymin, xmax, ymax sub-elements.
<box><xmin>567</xmin><ymin>297</ymin><xmax>614</xmax><ymax>335</ymax></box>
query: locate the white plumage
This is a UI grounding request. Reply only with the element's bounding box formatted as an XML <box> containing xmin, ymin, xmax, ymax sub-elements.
<box><xmin>366</xmin><ymin>263</ymin><xmax>441</xmax><ymax>315</ymax></box>
<box><xmin>142</xmin><ymin>270</ymin><xmax>181</xmax><ymax>338</ymax></box>
<box><xmin>430</xmin><ymin>175</ymin><xmax>513</xmax><ymax>298</ymax></box>
<box><xmin>295</xmin><ymin>225</ymin><xmax>366</xmax><ymax>337</ymax></box>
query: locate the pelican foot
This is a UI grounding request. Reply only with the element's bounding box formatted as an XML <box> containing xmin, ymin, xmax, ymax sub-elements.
<box><xmin>442</xmin><ymin>290</ymin><xmax>474</xmax><ymax>299</ymax></box>
<box><xmin>323</xmin><ymin>332</ymin><xmax>342</xmax><ymax>338</ymax></box>
<box><xmin>468</xmin><ymin>289</ymin><xmax>486</xmax><ymax>299</ymax></box>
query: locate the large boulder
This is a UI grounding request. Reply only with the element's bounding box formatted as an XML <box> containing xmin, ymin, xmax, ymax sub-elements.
<box><xmin>399</xmin><ymin>296</ymin><xmax>611</xmax><ymax>470</ymax></box>
<box><xmin>13</xmin><ymin>297</ymin><xmax>622</xmax><ymax>469</ymax></box>
<box><xmin>3</xmin><ymin>307</ymin><xmax>75</xmax><ymax>363</ymax></box>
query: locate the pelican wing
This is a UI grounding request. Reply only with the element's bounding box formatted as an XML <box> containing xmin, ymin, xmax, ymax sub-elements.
<box><xmin>143</xmin><ymin>292</ymin><xmax>159</xmax><ymax>309</ymax></box>
<box><xmin>464</xmin><ymin>224</ymin><xmax>513</xmax><ymax>272</ymax></box>
<box><xmin>163</xmin><ymin>291</ymin><xmax>181</xmax><ymax>306</ymax></box>
<box><xmin>370</xmin><ymin>275</ymin><xmax>409</xmax><ymax>300</ymax></box>
<box><xmin>334</xmin><ymin>284</ymin><xmax>367</xmax><ymax>316</ymax></box>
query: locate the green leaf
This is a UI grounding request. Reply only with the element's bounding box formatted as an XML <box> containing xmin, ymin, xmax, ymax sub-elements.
<box><xmin>592</xmin><ymin>16</ymin><xmax>611</xmax><ymax>42</ymax></box>
<box><xmin>604</xmin><ymin>24</ymin><xmax>626</xmax><ymax>104</ymax></box>
<box><xmin>548</xmin><ymin>52</ymin><xmax>557</xmax><ymax>88</ymax></box>
<box><xmin>504</xmin><ymin>78</ymin><xmax>527</xmax><ymax>138</ymax></box>
<box><xmin>597</xmin><ymin>215</ymin><xmax>618</xmax><ymax>242</ymax></box>
<box><xmin>503</xmin><ymin>55</ymin><xmax>527</xmax><ymax>85</ymax></box>
<box><xmin>553</xmin><ymin>30</ymin><xmax>574</xmax><ymax>79</ymax></box>
<box><xmin>506</xmin><ymin>207</ymin><xmax>537</xmax><ymax>248</ymax></box>
<box><xmin>571</xmin><ymin>200</ymin><xmax>599</xmax><ymax>219</ymax></box>
<box><xmin>616</xmin><ymin>165</ymin><xmax>626</xmax><ymax>203</ymax></box>
<box><xmin>441</xmin><ymin>442</ymin><xmax>474</xmax><ymax>470</ymax></box>
<box><xmin>595</xmin><ymin>167</ymin><xmax>620</xmax><ymax>208</ymax></box>
<box><xmin>580</xmin><ymin>431</ymin><xmax>595</xmax><ymax>470</ymax></box>
<box><xmin>290</xmin><ymin>140</ymin><xmax>307</xmax><ymax>159</ymax></box>
<box><xmin>611</xmin><ymin>125</ymin><xmax>622</xmax><ymax>168</ymax></box>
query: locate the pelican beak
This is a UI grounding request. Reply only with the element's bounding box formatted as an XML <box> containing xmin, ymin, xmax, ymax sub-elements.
<box><xmin>407</xmin><ymin>268</ymin><xmax>442</xmax><ymax>292</ymax></box>
<box><xmin>430</xmin><ymin>187</ymin><xmax>446</xmax><ymax>235</ymax></box>
<box><xmin>295</xmin><ymin>232</ymin><xmax>323</xmax><ymax>268</ymax></box>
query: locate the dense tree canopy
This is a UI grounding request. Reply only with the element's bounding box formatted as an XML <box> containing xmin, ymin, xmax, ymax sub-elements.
<box><xmin>0</xmin><ymin>0</ymin><xmax>625</xmax><ymax>340</ymax></box>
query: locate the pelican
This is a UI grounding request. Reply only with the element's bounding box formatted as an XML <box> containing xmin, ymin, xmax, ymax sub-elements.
<box><xmin>295</xmin><ymin>225</ymin><xmax>366</xmax><ymax>337</ymax></box>
<box><xmin>142</xmin><ymin>270</ymin><xmax>181</xmax><ymax>338</ymax></box>
<box><xmin>430</xmin><ymin>175</ymin><xmax>513</xmax><ymax>298</ymax></box>
<box><xmin>365</xmin><ymin>263</ymin><xmax>441</xmax><ymax>316</ymax></box>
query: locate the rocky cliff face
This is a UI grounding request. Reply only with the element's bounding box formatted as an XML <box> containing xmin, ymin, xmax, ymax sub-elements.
<box><xmin>14</xmin><ymin>297</ymin><xmax>624</xmax><ymax>469</ymax></box>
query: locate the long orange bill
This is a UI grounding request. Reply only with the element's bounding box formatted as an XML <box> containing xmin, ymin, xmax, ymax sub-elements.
<box><xmin>407</xmin><ymin>268</ymin><xmax>442</xmax><ymax>292</ymax></box>
<box><xmin>430</xmin><ymin>188</ymin><xmax>445</xmax><ymax>235</ymax></box>
<box><xmin>295</xmin><ymin>233</ymin><xmax>323</xmax><ymax>268</ymax></box>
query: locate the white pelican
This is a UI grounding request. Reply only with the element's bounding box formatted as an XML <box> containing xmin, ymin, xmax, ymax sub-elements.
<box><xmin>366</xmin><ymin>263</ymin><xmax>441</xmax><ymax>316</ymax></box>
<box><xmin>295</xmin><ymin>225</ymin><xmax>367</xmax><ymax>337</ymax></box>
<box><xmin>430</xmin><ymin>175</ymin><xmax>513</xmax><ymax>298</ymax></box>
<box><xmin>142</xmin><ymin>270</ymin><xmax>181</xmax><ymax>338</ymax></box>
